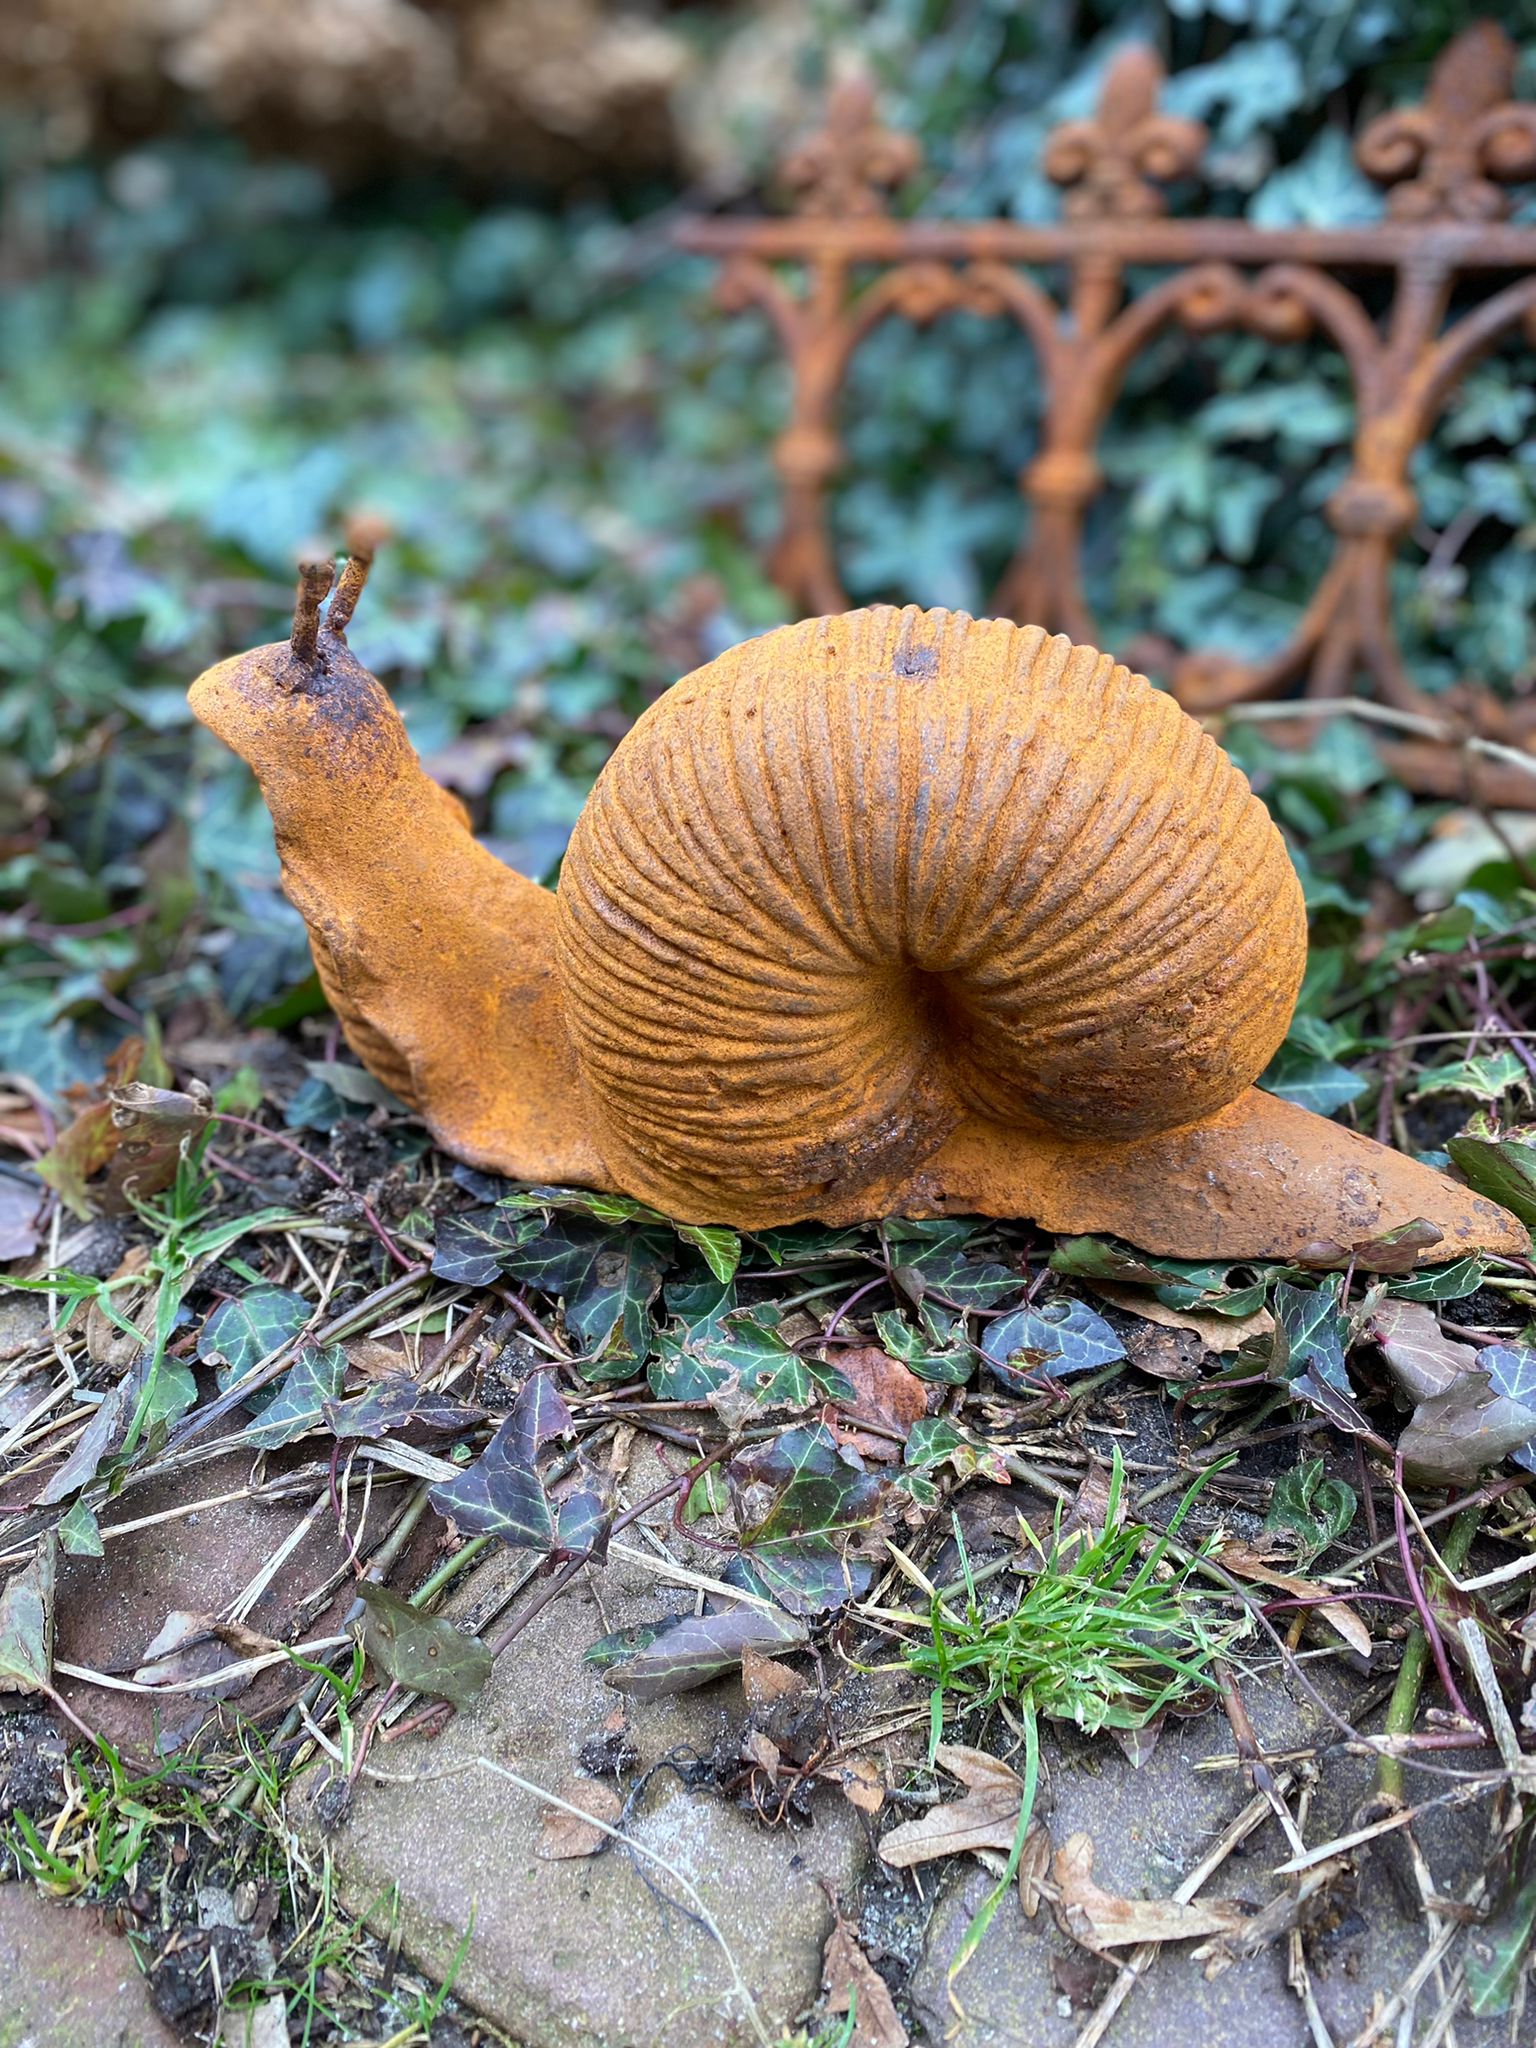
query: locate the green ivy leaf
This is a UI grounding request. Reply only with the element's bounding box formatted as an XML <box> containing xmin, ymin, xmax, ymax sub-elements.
<box><xmin>197</xmin><ymin>1283</ymin><xmax>312</xmax><ymax>1393</ymax></box>
<box><xmin>427</xmin><ymin>1380</ymin><xmax>561</xmax><ymax>1550</ymax></box>
<box><xmin>872</xmin><ymin>1307</ymin><xmax>973</xmax><ymax>1385</ymax></box>
<box><xmin>1446</xmin><ymin>1125</ymin><xmax>1536</xmax><ymax>1229</ymax></box>
<box><xmin>57</xmin><ymin>1499</ymin><xmax>104</xmax><ymax>1557</ymax></box>
<box><xmin>585</xmin><ymin>1605</ymin><xmax>805</xmax><ymax>1698</ymax></box>
<box><xmin>431</xmin><ymin>1207</ymin><xmax>537</xmax><ymax>1286</ymax></box>
<box><xmin>1264</xmin><ymin>1457</ymin><xmax>1356</xmax><ymax>1566</ymax></box>
<box><xmin>0</xmin><ymin>1535</ymin><xmax>55</xmax><ymax>1695</ymax></box>
<box><xmin>729</xmin><ymin>1423</ymin><xmax>885</xmax><ymax>1612</ymax></box>
<box><xmin>1270</xmin><ymin>1282</ymin><xmax>1350</xmax><ymax>1391</ymax></box>
<box><xmin>1259</xmin><ymin>1047</ymin><xmax>1368</xmax><ymax>1115</ymax></box>
<box><xmin>981</xmin><ymin>1298</ymin><xmax>1125</xmax><ymax>1387</ymax></box>
<box><xmin>358</xmin><ymin>1584</ymin><xmax>493</xmax><ymax>1710</ymax></box>
<box><xmin>884</xmin><ymin>1218</ymin><xmax>1022</xmax><ymax>1310</ymax></box>
<box><xmin>245</xmin><ymin>1343</ymin><xmax>348</xmax><ymax>1449</ymax></box>
<box><xmin>1412</xmin><ymin>1051</ymin><xmax>1529</xmax><ymax>1104</ymax></box>
<box><xmin>1387</xmin><ymin>1256</ymin><xmax>1487</xmax><ymax>1303</ymax></box>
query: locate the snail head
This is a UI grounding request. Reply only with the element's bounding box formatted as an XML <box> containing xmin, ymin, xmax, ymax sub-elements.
<box><xmin>188</xmin><ymin>526</ymin><xmax>416</xmax><ymax>821</ymax></box>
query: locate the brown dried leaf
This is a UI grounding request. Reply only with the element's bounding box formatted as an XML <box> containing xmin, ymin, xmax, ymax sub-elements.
<box><xmin>743</xmin><ymin>1728</ymin><xmax>781</xmax><ymax>1776</ymax></box>
<box><xmin>84</xmin><ymin>1247</ymin><xmax>154</xmax><ymax>1367</ymax></box>
<box><xmin>1054</xmin><ymin>1832</ymin><xmax>1251</xmax><ymax>1951</ymax></box>
<box><xmin>132</xmin><ymin>1611</ymin><xmax>280</xmax><ymax>1697</ymax></box>
<box><xmin>741</xmin><ymin>1646</ymin><xmax>810</xmax><ymax>1712</ymax></box>
<box><xmin>821</xmin><ymin>1908</ymin><xmax>909</xmax><ymax>2048</ymax></box>
<box><xmin>1215</xmin><ymin>1542</ymin><xmax>1372</xmax><ymax>1659</ymax></box>
<box><xmin>344</xmin><ymin>1336</ymin><xmax>409</xmax><ymax>1380</ymax></box>
<box><xmin>829</xmin><ymin>1345</ymin><xmax>928</xmax><ymax>1461</ymax></box>
<box><xmin>36</xmin><ymin>1040</ymin><xmax>209</xmax><ymax>1218</ymax></box>
<box><xmin>1059</xmin><ymin>1457</ymin><xmax>1118</xmax><ymax>1549</ymax></box>
<box><xmin>1017</xmin><ymin>1818</ymin><xmax>1052</xmax><ymax>1917</ymax></box>
<box><xmin>823</xmin><ymin>1754</ymin><xmax>886</xmax><ymax>1815</ymax></box>
<box><xmin>99</xmin><ymin>1082</ymin><xmax>212</xmax><ymax>1211</ymax></box>
<box><xmin>534</xmin><ymin>1776</ymin><xmax>622</xmax><ymax>1860</ymax></box>
<box><xmin>1087</xmin><ymin>1282</ymin><xmax>1273</xmax><ymax>1356</ymax></box>
<box><xmin>878</xmin><ymin>1745</ymin><xmax>1022</xmax><ymax>1869</ymax></box>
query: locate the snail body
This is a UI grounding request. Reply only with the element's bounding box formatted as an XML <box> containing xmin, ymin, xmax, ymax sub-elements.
<box><xmin>189</xmin><ymin>568</ymin><xmax>1525</xmax><ymax>1263</ymax></box>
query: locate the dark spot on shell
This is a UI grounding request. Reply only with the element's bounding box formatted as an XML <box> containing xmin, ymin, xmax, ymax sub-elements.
<box><xmin>893</xmin><ymin>640</ymin><xmax>939</xmax><ymax>681</ymax></box>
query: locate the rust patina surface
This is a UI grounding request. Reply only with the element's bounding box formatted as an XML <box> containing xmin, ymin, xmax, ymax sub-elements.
<box><xmin>676</xmin><ymin>22</ymin><xmax>1536</xmax><ymax>808</ymax></box>
<box><xmin>188</xmin><ymin>572</ymin><xmax>1526</xmax><ymax>1263</ymax></box>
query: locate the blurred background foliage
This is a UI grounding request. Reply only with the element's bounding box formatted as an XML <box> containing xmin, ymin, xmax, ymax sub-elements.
<box><xmin>2</xmin><ymin>0</ymin><xmax>1536</xmax><ymax>1109</ymax></box>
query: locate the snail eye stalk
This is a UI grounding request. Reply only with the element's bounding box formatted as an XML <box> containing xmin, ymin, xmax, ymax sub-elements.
<box><xmin>328</xmin><ymin>528</ymin><xmax>382</xmax><ymax>641</ymax></box>
<box><xmin>290</xmin><ymin>555</ymin><xmax>336</xmax><ymax>668</ymax></box>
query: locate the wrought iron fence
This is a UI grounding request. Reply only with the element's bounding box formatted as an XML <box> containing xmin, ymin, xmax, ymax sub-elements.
<box><xmin>678</xmin><ymin>21</ymin><xmax>1536</xmax><ymax>807</ymax></box>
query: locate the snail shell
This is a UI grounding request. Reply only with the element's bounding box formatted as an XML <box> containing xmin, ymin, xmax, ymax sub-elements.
<box><xmin>557</xmin><ymin>605</ymin><xmax>1306</xmax><ymax>1224</ymax></box>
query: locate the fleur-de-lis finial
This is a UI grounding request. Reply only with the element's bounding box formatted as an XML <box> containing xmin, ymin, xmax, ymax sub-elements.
<box><xmin>778</xmin><ymin>76</ymin><xmax>921</xmax><ymax>219</ymax></box>
<box><xmin>1042</xmin><ymin>45</ymin><xmax>1206</xmax><ymax>221</ymax></box>
<box><xmin>1357</xmin><ymin>20</ymin><xmax>1536</xmax><ymax>221</ymax></box>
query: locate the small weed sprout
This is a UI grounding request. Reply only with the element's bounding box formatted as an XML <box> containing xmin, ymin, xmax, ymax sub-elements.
<box><xmin>896</xmin><ymin>1451</ymin><xmax>1251</xmax><ymax>1993</ymax></box>
<box><xmin>903</xmin><ymin>1449</ymin><xmax>1247</xmax><ymax>1739</ymax></box>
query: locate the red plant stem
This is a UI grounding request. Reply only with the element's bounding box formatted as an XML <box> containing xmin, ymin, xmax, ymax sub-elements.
<box><xmin>820</xmin><ymin>1274</ymin><xmax>888</xmax><ymax>1343</ymax></box>
<box><xmin>212</xmin><ymin>1112</ymin><xmax>413</xmax><ymax>1269</ymax></box>
<box><xmin>1392</xmin><ymin>1452</ymin><xmax>1480</xmax><ymax>1730</ymax></box>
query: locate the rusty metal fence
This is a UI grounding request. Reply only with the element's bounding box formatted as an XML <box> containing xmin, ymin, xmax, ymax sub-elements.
<box><xmin>678</xmin><ymin>22</ymin><xmax>1536</xmax><ymax>807</ymax></box>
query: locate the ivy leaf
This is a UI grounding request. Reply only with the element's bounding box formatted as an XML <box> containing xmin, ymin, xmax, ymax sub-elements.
<box><xmin>981</xmin><ymin>1298</ymin><xmax>1125</xmax><ymax>1388</ymax></box>
<box><xmin>1412</xmin><ymin>1052</ymin><xmax>1529</xmax><ymax>1104</ymax></box>
<box><xmin>649</xmin><ymin>1307</ymin><xmax>837</xmax><ymax>1409</ymax></box>
<box><xmin>1270</xmin><ymin>1282</ymin><xmax>1350</xmax><ymax>1391</ymax></box>
<box><xmin>198</xmin><ymin>1284</ymin><xmax>312</xmax><ymax>1394</ymax></box>
<box><xmin>724</xmin><ymin>1545</ymin><xmax>876</xmax><ymax>1614</ymax></box>
<box><xmin>245</xmin><ymin>1343</ymin><xmax>348</xmax><ymax>1449</ymax></box>
<box><xmin>322</xmin><ymin>1377</ymin><xmax>484</xmax><ymax>1440</ymax></box>
<box><xmin>431</xmin><ymin>1207</ymin><xmax>535</xmax><ymax>1286</ymax></box>
<box><xmin>1480</xmin><ymin>1346</ymin><xmax>1536</xmax><ymax>1473</ymax></box>
<box><xmin>750</xmin><ymin>1224</ymin><xmax>871</xmax><ymax>1266</ymax></box>
<box><xmin>729</xmin><ymin>1424</ymin><xmax>885</xmax><ymax>1612</ymax></box>
<box><xmin>499</xmin><ymin>1184</ymin><xmax>654</xmax><ymax>1225</ymax></box>
<box><xmin>900</xmin><ymin>1416</ymin><xmax>1010</xmax><ymax>1501</ymax></box>
<box><xmin>675</xmin><ymin>1224</ymin><xmax>742</xmax><ymax>1284</ymax></box>
<box><xmin>1259</xmin><ymin>1048</ymin><xmax>1368</xmax><ymax>1115</ymax></box>
<box><xmin>57</xmin><ymin>1499</ymin><xmax>104</xmax><ymax>1557</ymax></box>
<box><xmin>1049</xmin><ymin>1238</ymin><xmax>1274</xmax><ymax>1317</ymax></box>
<box><xmin>586</xmin><ymin>1605</ymin><xmax>805</xmax><ymax>1698</ymax></box>
<box><xmin>553</xmin><ymin>1470</ymin><xmax>614</xmax><ymax>1561</ymax></box>
<box><xmin>1264</xmin><ymin>1457</ymin><xmax>1355</xmax><ymax>1567</ymax></box>
<box><xmin>1446</xmin><ymin>1124</ymin><xmax>1536</xmax><ymax>1230</ymax></box>
<box><xmin>497</xmin><ymin>1214</ymin><xmax>671</xmax><ymax>1372</ymax></box>
<box><xmin>427</xmin><ymin>1378</ymin><xmax>561</xmax><ymax>1549</ymax></box>
<box><xmin>883</xmin><ymin>1218</ymin><xmax>1023</xmax><ymax>1310</ymax></box>
<box><xmin>0</xmin><ymin>1535</ymin><xmax>55</xmax><ymax>1695</ymax></box>
<box><xmin>1388</xmin><ymin>1256</ymin><xmax>1488</xmax><ymax>1303</ymax></box>
<box><xmin>873</xmin><ymin>1308</ymin><xmax>974</xmax><ymax>1385</ymax></box>
<box><xmin>358</xmin><ymin>1584</ymin><xmax>493</xmax><ymax>1710</ymax></box>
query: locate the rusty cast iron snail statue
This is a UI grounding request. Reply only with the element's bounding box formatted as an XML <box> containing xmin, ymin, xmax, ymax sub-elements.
<box><xmin>188</xmin><ymin>546</ymin><xmax>1525</xmax><ymax>1264</ymax></box>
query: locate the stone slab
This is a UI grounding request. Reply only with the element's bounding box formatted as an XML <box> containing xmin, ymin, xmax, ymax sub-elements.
<box><xmin>298</xmin><ymin>1532</ymin><xmax>871</xmax><ymax>2047</ymax></box>
<box><xmin>52</xmin><ymin>1450</ymin><xmax>406</xmax><ymax>1760</ymax></box>
<box><xmin>908</xmin><ymin>1670</ymin><xmax>1507</xmax><ymax>2048</ymax></box>
<box><xmin>0</xmin><ymin>1881</ymin><xmax>181</xmax><ymax>2048</ymax></box>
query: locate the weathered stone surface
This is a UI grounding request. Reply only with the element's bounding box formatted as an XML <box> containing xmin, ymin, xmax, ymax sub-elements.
<box><xmin>298</xmin><ymin>1538</ymin><xmax>870</xmax><ymax>2047</ymax></box>
<box><xmin>0</xmin><ymin>1881</ymin><xmax>181</xmax><ymax>2048</ymax></box>
<box><xmin>52</xmin><ymin>1451</ymin><xmax>406</xmax><ymax>1760</ymax></box>
<box><xmin>908</xmin><ymin>1673</ymin><xmax>1506</xmax><ymax>2047</ymax></box>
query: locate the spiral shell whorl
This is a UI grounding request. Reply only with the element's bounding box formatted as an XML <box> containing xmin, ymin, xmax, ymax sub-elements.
<box><xmin>556</xmin><ymin>607</ymin><xmax>1306</xmax><ymax>1223</ymax></box>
